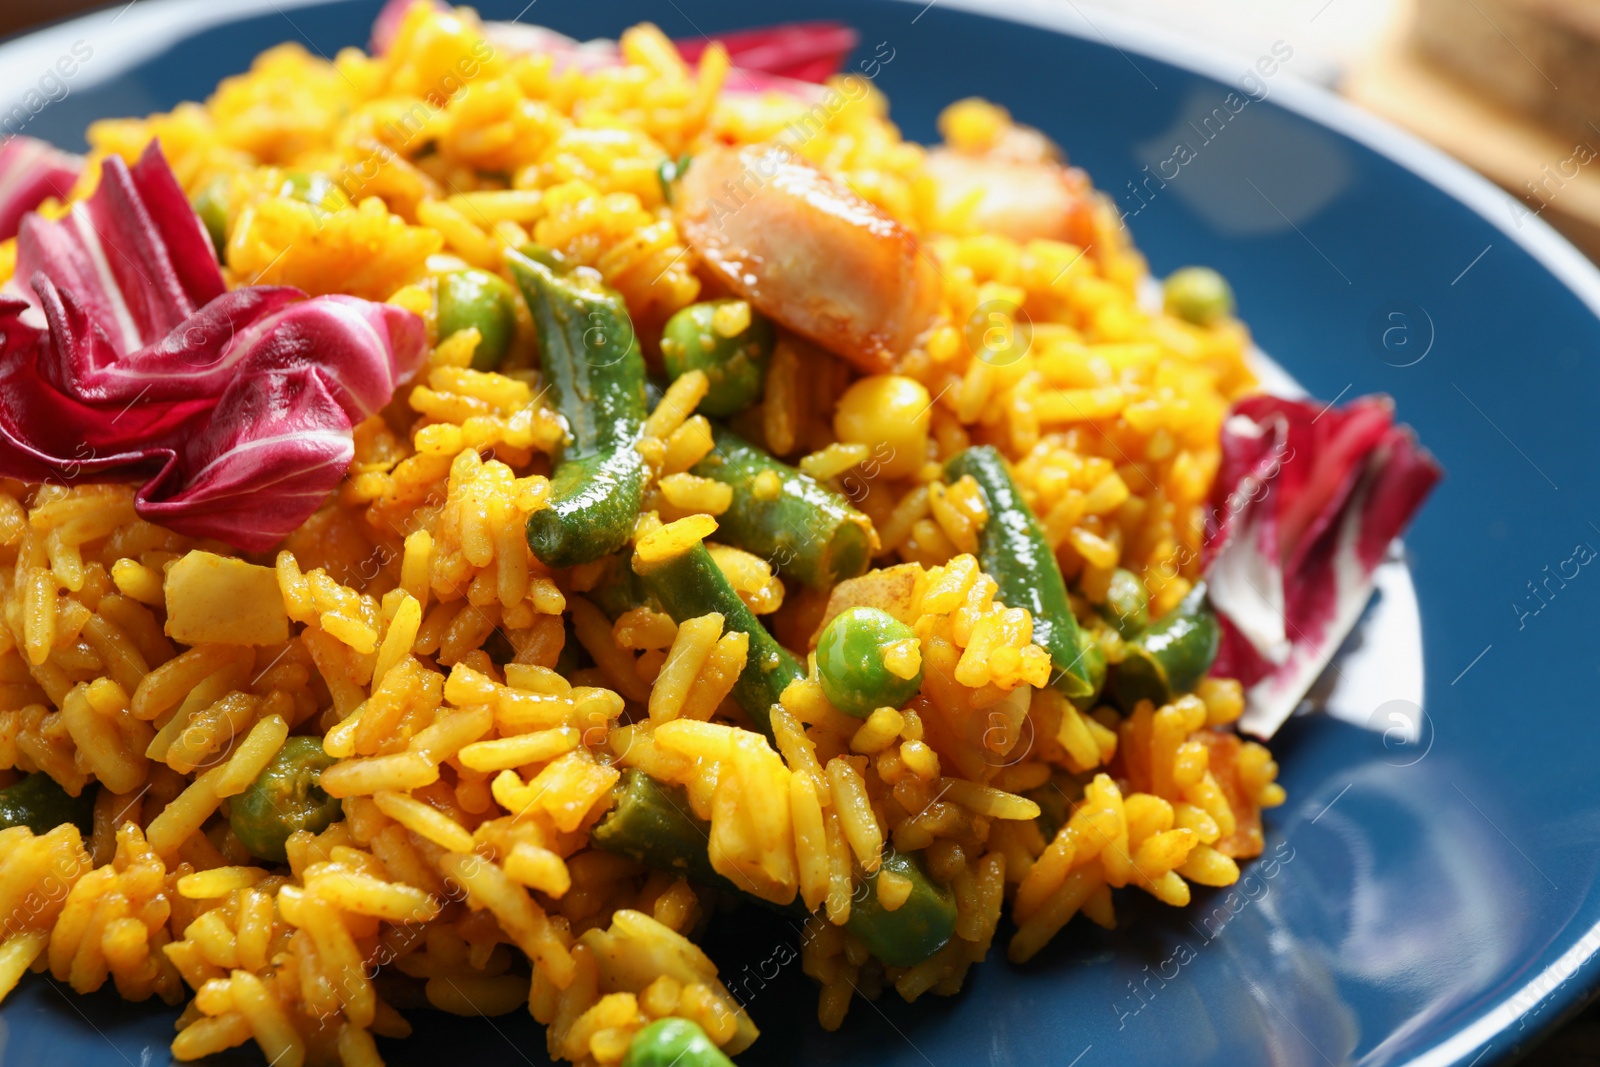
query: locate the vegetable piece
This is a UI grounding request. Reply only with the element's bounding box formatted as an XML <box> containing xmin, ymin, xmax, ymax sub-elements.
<box><xmin>633</xmin><ymin>537</ymin><xmax>803</xmax><ymax>736</ymax></box>
<box><xmin>657</xmin><ymin>154</ymin><xmax>692</xmax><ymax>205</ymax></box>
<box><xmin>1204</xmin><ymin>394</ymin><xmax>1441</xmax><ymax>737</ymax></box>
<box><xmin>1098</xmin><ymin>567</ymin><xmax>1150</xmax><ymax>636</ymax></box>
<box><xmin>849</xmin><ymin>846</ymin><xmax>959</xmax><ymax>969</ymax></box>
<box><xmin>586</xmin><ymin>553</ymin><xmax>659</xmax><ymax>620</ymax></box>
<box><xmin>370</xmin><ymin>4</ymin><xmax>857</xmax><ymax>90</ymax></box>
<box><xmin>1110</xmin><ymin>583</ymin><xmax>1220</xmax><ymax>711</ymax></box>
<box><xmin>691</xmin><ymin>424</ymin><xmax>875</xmax><ymax>590</ymax></box>
<box><xmin>1163</xmin><ymin>266</ymin><xmax>1234</xmax><ymax>326</ymax></box>
<box><xmin>815</xmin><ymin>606</ymin><xmax>923</xmax><ymax>718</ymax></box>
<box><xmin>673</xmin><ymin>22</ymin><xmax>858</xmax><ymax>82</ymax></box>
<box><xmin>0</xmin><ymin>773</ymin><xmax>94</xmax><ymax>834</ymax></box>
<box><xmin>193</xmin><ymin>170</ymin><xmax>348</xmax><ymax>266</ymax></box>
<box><xmin>660</xmin><ymin>300</ymin><xmax>773</xmax><ymax>416</ymax></box>
<box><xmin>676</xmin><ymin>143</ymin><xmax>940</xmax><ymax>373</ymax></box>
<box><xmin>163</xmin><ymin>552</ymin><xmax>289</xmax><ymax>646</ymax></box>
<box><xmin>437</xmin><ymin>268</ymin><xmax>518</xmax><ymax>371</ymax></box>
<box><xmin>228</xmin><ymin>736</ymin><xmax>341</xmax><ymax>864</ymax></box>
<box><xmin>622</xmin><ymin>1018</ymin><xmax>736</xmax><ymax>1067</ymax></box>
<box><xmin>192</xmin><ymin>175</ymin><xmax>231</xmax><ymax>259</ymax></box>
<box><xmin>0</xmin><ymin>137</ymin><xmax>82</xmax><ymax>242</ymax></box>
<box><xmin>0</xmin><ymin>143</ymin><xmax>426</xmax><ymax>552</ymax></box>
<box><xmin>1072</xmin><ymin>628</ymin><xmax>1108</xmax><ymax>710</ymax></box>
<box><xmin>594</xmin><ymin>770</ymin><xmax>956</xmax><ymax>968</ymax></box>
<box><xmin>508</xmin><ymin>247</ymin><xmax>649</xmax><ymax>568</ymax></box>
<box><xmin>278</xmin><ymin>171</ymin><xmax>350</xmax><ymax>215</ymax></box>
<box><xmin>832</xmin><ymin>374</ymin><xmax>931</xmax><ymax>480</ymax></box>
<box><xmin>944</xmin><ymin>446</ymin><xmax>1093</xmax><ymax>698</ymax></box>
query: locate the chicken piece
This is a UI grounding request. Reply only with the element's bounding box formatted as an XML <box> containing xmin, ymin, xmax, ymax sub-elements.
<box><xmin>675</xmin><ymin>143</ymin><xmax>940</xmax><ymax>373</ymax></box>
<box><xmin>923</xmin><ymin>147</ymin><xmax>1097</xmax><ymax>245</ymax></box>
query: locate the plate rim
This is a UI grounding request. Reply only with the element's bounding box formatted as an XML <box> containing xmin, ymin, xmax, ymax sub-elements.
<box><xmin>1</xmin><ymin>0</ymin><xmax>1597</xmax><ymax>1063</ymax></box>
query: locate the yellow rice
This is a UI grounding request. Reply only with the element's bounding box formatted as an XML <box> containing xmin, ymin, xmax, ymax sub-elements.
<box><xmin>0</xmin><ymin>3</ymin><xmax>1283</xmax><ymax>1065</ymax></box>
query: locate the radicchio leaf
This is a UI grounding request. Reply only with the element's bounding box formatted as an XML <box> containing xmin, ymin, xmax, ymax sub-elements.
<box><xmin>0</xmin><ymin>137</ymin><xmax>82</xmax><ymax>242</ymax></box>
<box><xmin>371</xmin><ymin>0</ymin><xmax>855</xmax><ymax>98</ymax></box>
<box><xmin>135</xmin><ymin>367</ymin><xmax>356</xmax><ymax>549</ymax></box>
<box><xmin>1203</xmin><ymin>394</ymin><xmax>1441</xmax><ymax>738</ymax></box>
<box><xmin>0</xmin><ymin>142</ymin><xmax>426</xmax><ymax>552</ymax></box>
<box><xmin>675</xmin><ymin>22</ymin><xmax>859</xmax><ymax>83</ymax></box>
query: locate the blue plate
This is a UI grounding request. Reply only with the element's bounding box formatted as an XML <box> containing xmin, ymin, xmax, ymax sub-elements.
<box><xmin>3</xmin><ymin>2</ymin><xmax>1598</xmax><ymax>1064</ymax></box>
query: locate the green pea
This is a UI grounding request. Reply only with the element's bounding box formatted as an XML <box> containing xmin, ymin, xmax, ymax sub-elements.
<box><xmin>192</xmin><ymin>176</ymin><xmax>232</xmax><ymax>261</ymax></box>
<box><xmin>1098</xmin><ymin>567</ymin><xmax>1150</xmax><ymax>636</ymax></box>
<box><xmin>0</xmin><ymin>772</ymin><xmax>95</xmax><ymax>834</ymax></box>
<box><xmin>621</xmin><ymin>1018</ymin><xmax>735</xmax><ymax>1067</ymax></box>
<box><xmin>278</xmin><ymin>170</ymin><xmax>351</xmax><ymax>215</ymax></box>
<box><xmin>438</xmin><ymin>269</ymin><xmax>519</xmax><ymax>370</ymax></box>
<box><xmin>660</xmin><ymin>300</ymin><xmax>774</xmax><ymax>417</ymax></box>
<box><xmin>1163</xmin><ymin>266</ymin><xmax>1234</xmax><ymax>326</ymax></box>
<box><xmin>815</xmin><ymin>606</ymin><xmax>923</xmax><ymax>719</ymax></box>
<box><xmin>228</xmin><ymin>736</ymin><xmax>341</xmax><ymax>864</ymax></box>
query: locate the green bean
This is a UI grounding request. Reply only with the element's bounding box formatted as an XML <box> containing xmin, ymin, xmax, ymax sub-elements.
<box><xmin>848</xmin><ymin>847</ymin><xmax>959</xmax><ymax>968</ymax></box>
<box><xmin>1109</xmin><ymin>582</ymin><xmax>1220</xmax><ymax>710</ymax></box>
<box><xmin>1072</xmin><ymin>627</ymin><xmax>1108</xmax><ymax>710</ymax></box>
<box><xmin>0</xmin><ymin>773</ymin><xmax>94</xmax><ymax>834</ymax></box>
<box><xmin>509</xmin><ymin>247</ymin><xmax>649</xmax><ymax>569</ymax></box>
<box><xmin>437</xmin><ymin>269</ymin><xmax>518</xmax><ymax>371</ymax></box>
<box><xmin>584</xmin><ymin>553</ymin><xmax>659</xmax><ymax>620</ymax></box>
<box><xmin>622</xmin><ymin>1017</ymin><xmax>735</xmax><ymax>1067</ymax></box>
<box><xmin>815</xmin><ymin>607</ymin><xmax>923</xmax><ymax>718</ymax></box>
<box><xmin>691</xmin><ymin>424</ymin><xmax>874</xmax><ymax>590</ymax></box>
<box><xmin>228</xmin><ymin>736</ymin><xmax>341</xmax><ymax>864</ymax></box>
<box><xmin>594</xmin><ymin>770</ymin><xmax>957</xmax><ymax>969</ymax></box>
<box><xmin>660</xmin><ymin>300</ymin><xmax>773</xmax><ymax>416</ymax></box>
<box><xmin>1098</xmin><ymin>567</ymin><xmax>1150</xmax><ymax>636</ymax></box>
<box><xmin>944</xmin><ymin>446</ymin><xmax>1093</xmax><ymax>699</ymax></box>
<box><xmin>1163</xmin><ymin>266</ymin><xmax>1234</xmax><ymax>326</ymax></box>
<box><xmin>633</xmin><ymin>539</ymin><xmax>803</xmax><ymax>736</ymax></box>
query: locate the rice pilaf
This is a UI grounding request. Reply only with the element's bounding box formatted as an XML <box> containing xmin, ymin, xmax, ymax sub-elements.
<box><xmin>0</xmin><ymin>5</ymin><xmax>1290</xmax><ymax>1066</ymax></box>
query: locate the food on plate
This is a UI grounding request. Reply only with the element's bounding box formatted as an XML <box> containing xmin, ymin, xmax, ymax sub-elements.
<box><xmin>0</xmin><ymin>4</ymin><xmax>1439</xmax><ymax>1066</ymax></box>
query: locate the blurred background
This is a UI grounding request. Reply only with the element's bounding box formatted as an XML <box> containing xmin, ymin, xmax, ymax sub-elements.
<box><xmin>0</xmin><ymin>0</ymin><xmax>1597</xmax><ymax>1061</ymax></box>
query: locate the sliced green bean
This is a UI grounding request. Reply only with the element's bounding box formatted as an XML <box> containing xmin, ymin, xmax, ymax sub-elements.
<box><xmin>594</xmin><ymin>770</ymin><xmax>956</xmax><ymax>969</ymax></box>
<box><xmin>585</xmin><ymin>552</ymin><xmax>658</xmax><ymax>620</ymax></box>
<box><xmin>944</xmin><ymin>446</ymin><xmax>1093</xmax><ymax>698</ymax></box>
<box><xmin>1072</xmin><ymin>627</ymin><xmax>1108</xmax><ymax>710</ymax></box>
<box><xmin>691</xmin><ymin>425</ymin><xmax>874</xmax><ymax>590</ymax></box>
<box><xmin>1098</xmin><ymin>567</ymin><xmax>1150</xmax><ymax>637</ymax></box>
<box><xmin>0</xmin><ymin>772</ymin><xmax>94</xmax><ymax>834</ymax></box>
<box><xmin>1110</xmin><ymin>582</ymin><xmax>1220</xmax><ymax>710</ymax></box>
<box><xmin>509</xmin><ymin>247</ymin><xmax>649</xmax><ymax>569</ymax></box>
<box><xmin>633</xmin><ymin>539</ymin><xmax>803</xmax><ymax>736</ymax></box>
